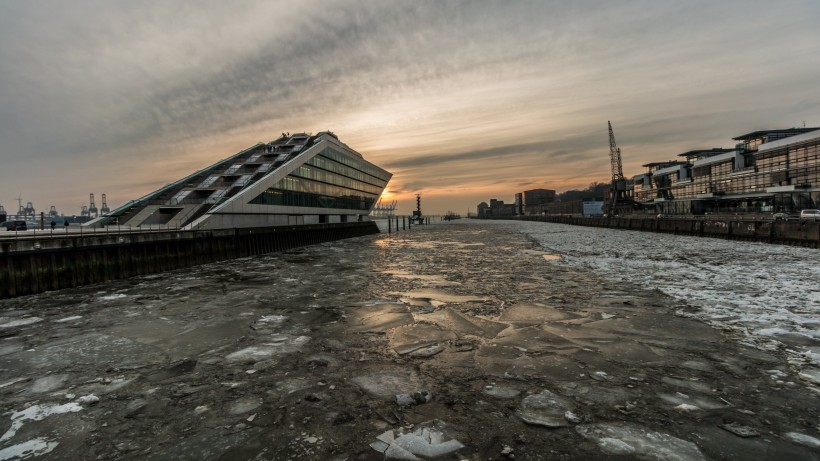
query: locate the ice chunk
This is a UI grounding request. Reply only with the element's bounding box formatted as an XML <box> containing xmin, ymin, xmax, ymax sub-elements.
<box><xmin>590</xmin><ymin>371</ymin><xmax>609</xmax><ymax>381</ymax></box>
<box><xmin>576</xmin><ymin>423</ymin><xmax>705</xmax><ymax>461</ymax></box>
<box><xmin>674</xmin><ymin>404</ymin><xmax>701</xmax><ymax>412</ymax></box>
<box><xmin>98</xmin><ymin>293</ymin><xmax>127</xmax><ymax>301</ymax></box>
<box><xmin>352</xmin><ymin>369</ymin><xmax>423</xmax><ymax>399</ymax></box>
<box><xmin>564</xmin><ymin>411</ymin><xmax>582</xmax><ymax>424</ymax></box>
<box><xmin>225</xmin><ymin>337</ymin><xmax>310</xmax><ymax>363</ymax></box>
<box><xmin>409</xmin><ymin>344</ymin><xmax>445</xmax><ymax>358</ymax></box>
<box><xmin>194</xmin><ymin>406</ymin><xmax>210</xmax><ymax>415</ymax></box>
<box><xmin>228</xmin><ymin>396</ymin><xmax>262</xmax><ymax>415</ymax></box>
<box><xmin>376</xmin><ymin>430</ymin><xmax>395</xmax><ymax>444</ymax></box>
<box><xmin>396</xmin><ymin>394</ymin><xmax>416</xmax><ymax>407</ymax></box>
<box><xmin>78</xmin><ymin>394</ymin><xmax>100</xmax><ymax>405</ymax></box>
<box><xmin>516</xmin><ymin>390</ymin><xmax>575</xmax><ymax>427</ymax></box>
<box><xmin>784</xmin><ymin>432</ymin><xmax>820</xmax><ymax>449</ymax></box>
<box><xmin>369</xmin><ymin>440</ymin><xmax>389</xmax><ymax>453</ymax></box>
<box><xmin>54</xmin><ymin>316</ymin><xmax>83</xmax><ymax>323</ymax></box>
<box><xmin>657</xmin><ymin>392</ymin><xmax>725</xmax><ymax>410</ymax></box>
<box><xmin>797</xmin><ymin>368</ymin><xmax>820</xmax><ymax>385</ymax></box>
<box><xmin>393</xmin><ymin>433</ymin><xmax>464</xmax><ymax>458</ymax></box>
<box><xmin>719</xmin><ymin>422</ymin><xmax>759</xmax><ymax>438</ymax></box>
<box><xmin>484</xmin><ymin>385</ymin><xmax>521</xmax><ymax>399</ymax></box>
<box><xmin>28</xmin><ymin>374</ymin><xmax>69</xmax><ymax>394</ymax></box>
<box><xmin>259</xmin><ymin>315</ymin><xmax>287</xmax><ymax>323</ymax></box>
<box><xmin>598</xmin><ymin>437</ymin><xmax>635</xmax><ymax>455</ymax></box>
<box><xmin>370</xmin><ymin>420</ymin><xmax>465</xmax><ymax>459</ymax></box>
<box><xmin>384</xmin><ymin>443</ymin><xmax>421</xmax><ymax>461</ymax></box>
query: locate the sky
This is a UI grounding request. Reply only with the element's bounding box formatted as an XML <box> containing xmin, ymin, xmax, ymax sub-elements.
<box><xmin>1</xmin><ymin>1</ymin><xmax>819</xmax><ymax>217</ymax></box>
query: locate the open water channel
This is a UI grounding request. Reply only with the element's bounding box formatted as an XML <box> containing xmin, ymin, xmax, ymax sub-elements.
<box><xmin>0</xmin><ymin>220</ymin><xmax>818</xmax><ymax>460</ymax></box>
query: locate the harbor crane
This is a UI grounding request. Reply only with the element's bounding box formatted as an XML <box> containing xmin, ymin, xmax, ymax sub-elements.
<box><xmin>88</xmin><ymin>193</ymin><xmax>98</xmax><ymax>218</ymax></box>
<box><xmin>100</xmin><ymin>194</ymin><xmax>110</xmax><ymax>214</ymax></box>
<box><xmin>606</xmin><ymin>121</ymin><xmax>632</xmax><ymax>216</ymax></box>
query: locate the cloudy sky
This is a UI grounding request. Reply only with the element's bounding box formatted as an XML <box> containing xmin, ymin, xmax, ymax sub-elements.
<box><xmin>1</xmin><ymin>0</ymin><xmax>819</xmax><ymax>216</ymax></box>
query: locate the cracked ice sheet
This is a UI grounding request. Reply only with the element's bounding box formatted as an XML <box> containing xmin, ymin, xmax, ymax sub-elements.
<box><xmin>492</xmin><ymin>221</ymin><xmax>820</xmax><ymax>367</ymax></box>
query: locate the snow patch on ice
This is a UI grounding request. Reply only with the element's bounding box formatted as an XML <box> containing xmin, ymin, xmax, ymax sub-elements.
<box><xmin>54</xmin><ymin>316</ymin><xmax>83</xmax><ymax>323</ymax></box>
<box><xmin>98</xmin><ymin>293</ymin><xmax>127</xmax><ymax>301</ymax></box>
<box><xmin>259</xmin><ymin>315</ymin><xmax>287</xmax><ymax>323</ymax></box>
<box><xmin>0</xmin><ymin>437</ymin><xmax>59</xmax><ymax>460</ymax></box>
<box><xmin>674</xmin><ymin>403</ymin><xmax>701</xmax><ymax>412</ymax></box>
<box><xmin>1</xmin><ymin>402</ymin><xmax>83</xmax><ymax>442</ymax></box>
<box><xmin>509</xmin><ymin>221</ymin><xmax>820</xmax><ymax>370</ymax></box>
<box><xmin>0</xmin><ymin>318</ymin><xmax>42</xmax><ymax>328</ymax></box>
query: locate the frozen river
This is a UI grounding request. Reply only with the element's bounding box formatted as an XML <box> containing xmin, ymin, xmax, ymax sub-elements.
<box><xmin>483</xmin><ymin>220</ymin><xmax>820</xmax><ymax>374</ymax></box>
<box><xmin>1</xmin><ymin>219</ymin><xmax>819</xmax><ymax>459</ymax></box>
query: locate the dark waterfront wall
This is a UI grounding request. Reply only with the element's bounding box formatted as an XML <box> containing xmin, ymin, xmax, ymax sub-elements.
<box><xmin>0</xmin><ymin>222</ymin><xmax>378</xmax><ymax>299</ymax></box>
<box><xmin>506</xmin><ymin>216</ymin><xmax>820</xmax><ymax>248</ymax></box>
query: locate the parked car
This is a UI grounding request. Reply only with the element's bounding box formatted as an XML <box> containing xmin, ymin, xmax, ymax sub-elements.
<box><xmin>1</xmin><ymin>220</ymin><xmax>28</xmax><ymax>231</ymax></box>
<box><xmin>772</xmin><ymin>212</ymin><xmax>796</xmax><ymax>221</ymax></box>
<box><xmin>800</xmin><ymin>209</ymin><xmax>820</xmax><ymax>221</ymax></box>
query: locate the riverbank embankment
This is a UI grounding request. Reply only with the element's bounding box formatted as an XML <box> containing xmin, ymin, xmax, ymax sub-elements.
<box><xmin>0</xmin><ymin>222</ymin><xmax>378</xmax><ymax>299</ymax></box>
<box><xmin>495</xmin><ymin>215</ymin><xmax>820</xmax><ymax>248</ymax></box>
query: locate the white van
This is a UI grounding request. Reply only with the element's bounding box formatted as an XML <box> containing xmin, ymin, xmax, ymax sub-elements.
<box><xmin>800</xmin><ymin>209</ymin><xmax>820</xmax><ymax>221</ymax></box>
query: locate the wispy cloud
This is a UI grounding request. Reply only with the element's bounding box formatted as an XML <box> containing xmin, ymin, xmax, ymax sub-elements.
<box><xmin>1</xmin><ymin>0</ymin><xmax>819</xmax><ymax>214</ymax></box>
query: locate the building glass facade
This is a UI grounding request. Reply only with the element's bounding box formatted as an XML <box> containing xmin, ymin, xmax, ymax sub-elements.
<box><xmin>631</xmin><ymin>129</ymin><xmax>820</xmax><ymax>215</ymax></box>
<box><xmin>250</xmin><ymin>147</ymin><xmax>390</xmax><ymax>211</ymax></box>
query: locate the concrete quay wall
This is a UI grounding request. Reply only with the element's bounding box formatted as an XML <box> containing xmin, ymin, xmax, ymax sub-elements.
<box><xmin>511</xmin><ymin>216</ymin><xmax>820</xmax><ymax>248</ymax></box>
<box><xmin>0</xmin><ymin>222</ymin><xmax>378</xmax><ymax>299</ymax></box>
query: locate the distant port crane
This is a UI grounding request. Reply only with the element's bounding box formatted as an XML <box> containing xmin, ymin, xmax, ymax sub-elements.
<box><xmin>606</xmin><ymin>121</ymin><xmax>632</xmax><ymax>215</ymax></box>
<box><xmin>370</xmin><ymin>198</ymin><xmax>397</xmax><ymax>217</ymax></box>
<box><xmin>101</xmin><ymin>194</ymin><xmax>110</xmax><ymax>214</ymax></box>
<box><xmin>88</xmin><ymin>193</ymin><xmax>98</xmax><ymax>218</ymax></box>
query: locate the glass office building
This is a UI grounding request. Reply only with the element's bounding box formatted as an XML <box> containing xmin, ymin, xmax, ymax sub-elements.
<box><xmin>631</xmin><ymin>128</ymin><xmax>820</xmax><ymax>215</ymax></box>
<box><xmin>97</xmin><ymin>132</ymin><xmax>392</xmax><ymax>229</ymax></box>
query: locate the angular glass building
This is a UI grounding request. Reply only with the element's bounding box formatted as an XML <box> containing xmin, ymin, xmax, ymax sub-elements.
<box><xmin>96</xmin><ymin>132</ymin><xmax>392</xmax><ymax>229</ymax></box>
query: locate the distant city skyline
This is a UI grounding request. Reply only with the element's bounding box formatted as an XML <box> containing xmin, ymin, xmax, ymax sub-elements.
<box><xmin>2</xmin><ymin>1</ymin><xmax>819</xmax><ymax>216</ymax></box>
